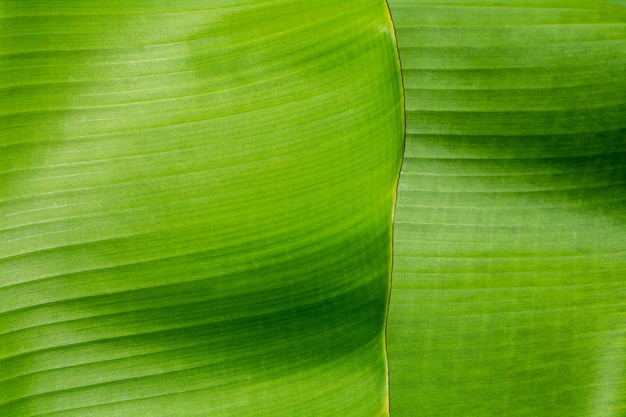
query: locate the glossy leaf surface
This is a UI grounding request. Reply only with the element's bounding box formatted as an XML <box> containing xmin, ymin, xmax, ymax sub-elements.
<box><xmin>387</xmin><ymin>1</ymin><xmax>626</xmax><ymax>416</ymax></box>
<box><xmin>0</xmin><ymin>1</ymin><xmax>404</xmax><ymax>416</ymax></box>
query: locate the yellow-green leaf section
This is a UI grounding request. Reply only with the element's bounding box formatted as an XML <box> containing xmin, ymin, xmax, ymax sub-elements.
<box><xmin>387</xmin><ymin>1</ymin><xmax>626</xmax><ymax>416</ymax></box>
<box><xmin>0</xmin><ymin>1</ymin><xmax>404</xmax><ymax>416</ymax></box>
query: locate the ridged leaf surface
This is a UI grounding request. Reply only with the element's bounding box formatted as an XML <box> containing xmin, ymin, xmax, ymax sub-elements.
<box><xmin>0</xmin><ymin>1</ymin><xmax>404</xmax><ymax>416</ymax></box>
<box><xmin>387</xmin><ymin>1</ymin><xmax>626</xmax><ymax>416</ymax></box>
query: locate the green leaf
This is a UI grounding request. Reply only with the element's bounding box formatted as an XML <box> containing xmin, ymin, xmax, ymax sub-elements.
<box><xmin>387</xmin><ymin>1</ymin><xmax>626</xmax><ymax>416</ymax></box>
<box><xmin>0</xmin><ymin>1</ymin><xmax>403</xmax><ymax>416</ymax></box>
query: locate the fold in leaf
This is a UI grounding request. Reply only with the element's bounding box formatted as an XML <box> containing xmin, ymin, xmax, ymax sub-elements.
<box><xmin>0</xmin><ymin>1</ymin><xmax>404</xmax><ymax>416</ymax></box>
<box><xmin>387</xmin><ymin>1</ymin><xmax>626</xmax><ymax>416</ymax></box>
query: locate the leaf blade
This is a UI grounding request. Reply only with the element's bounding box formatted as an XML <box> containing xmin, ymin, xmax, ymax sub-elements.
<box><xmin>387</xmin><ymin>1</ymin><xmax>626</xmax><ymax>416</ymax></box>
<box><xmin>0</xmin><ymin>1</ymin><xmax>404</xmax><ymax>416</ymax></box>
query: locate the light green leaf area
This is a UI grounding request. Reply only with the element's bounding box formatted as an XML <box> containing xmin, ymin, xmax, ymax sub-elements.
<box><xmin>387</xmin><ymin>1</ymin><xmax>626</xmax><ymax>416</ymax></box>
<box><xmin>0</xmin><ymin>1</ymin><xmax>404</xmax><ymax>416</ymax></box>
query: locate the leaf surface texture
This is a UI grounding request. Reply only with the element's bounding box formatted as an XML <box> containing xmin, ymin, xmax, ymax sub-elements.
<box><xmin>387</xmin><ymin>1</ymin><xmax>626</xmax><ymax>416</ymax></box>
<box><xmin>0</xmin><ymin>1</ymin><xmax>404</xmax><ymax>416</ymax></box>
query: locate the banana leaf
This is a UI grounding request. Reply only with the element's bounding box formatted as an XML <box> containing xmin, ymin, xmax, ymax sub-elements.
<box><xmin>2</xmin><ymin>0</ymin><xmax>626</xmax><ymax>416</ymax></box>
<box><xmin>0</xmin><ymin>1</ymin><xmax>404</xmax><ymax>416</ymax></box>
<box><xmin>386</xmin><ymin>1</ymin><xmax>626</xmax><ymax>416</ymax></box>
